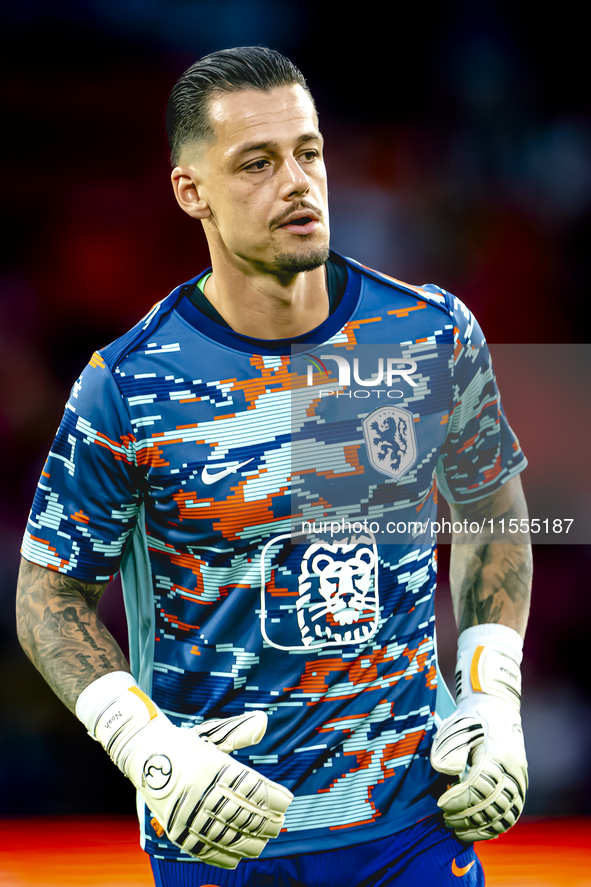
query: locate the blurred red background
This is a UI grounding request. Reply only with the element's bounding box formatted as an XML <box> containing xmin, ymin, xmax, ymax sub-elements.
<box><xmin>1</xmin><ymin>0</ymin><xmax>589</xmax><ymax>834</ymax></box>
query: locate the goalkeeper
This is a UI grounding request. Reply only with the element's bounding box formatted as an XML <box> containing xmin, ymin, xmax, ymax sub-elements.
<box><xmin>16</xmin><ymin>45</ymin><xmax>532</xmax><ymax>887</ymax></box>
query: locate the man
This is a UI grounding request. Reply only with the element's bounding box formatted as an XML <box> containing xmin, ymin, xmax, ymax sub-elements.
<box><xmin>16</xmin><ymin>46</ymin><xmax>531</xmax><ymax>886</ymax></box>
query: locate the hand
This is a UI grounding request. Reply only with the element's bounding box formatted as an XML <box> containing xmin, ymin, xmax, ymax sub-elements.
<box><xmin>126</xmin><ymin>707</ymin><xmax>292</xmax><ymax>868</ymax></box>
<box><xmin>430</xmin><ymin>691</ymin><xmax>528</xmax><ymax>842</ymax></box>
<box><xmin>194</xmin><ymin>711</ymin><xmax>273</xmax><ymax>753</ymax></box>
<box><xmin>78</xmin><ymin>675</ymin><xmax>293</xmax><ymax>870</ymax></box>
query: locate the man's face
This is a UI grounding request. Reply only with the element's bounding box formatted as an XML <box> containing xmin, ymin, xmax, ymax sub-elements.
<box><xmin>182</xmin><ymin>84</ymin><xmax>329</xmax><ymax>277</ymax></box>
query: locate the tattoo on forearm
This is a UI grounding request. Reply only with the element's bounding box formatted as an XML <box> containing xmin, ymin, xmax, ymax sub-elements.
<box><xmin>452</xmin><ymin>542</ymin><xmax>532</xmax><ymax>636</ymax></box>
<box><xmin>16</xmin><ymin>558</ymin><xmax>130</xmax><ymax>714</ymax></box>
<box><xmin>449</xmin><ymin>477</ymin><xmax>533</xmax><ymax>638</ymax></box>
<box><xmin>62</xmin><ymin>606</ymin><xmax>106</xmax><ymax>651</ymax></box>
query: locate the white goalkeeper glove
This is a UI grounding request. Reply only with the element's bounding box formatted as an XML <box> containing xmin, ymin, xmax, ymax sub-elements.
<box><xmin>430</xmin><ymin>624</ymin><xmax>528</xmax><ymax>842</ymax></box>
<box><xmin>76</xmin><ymin>672</ymin><xmax>293</xmax><ymax>869</ymax></box>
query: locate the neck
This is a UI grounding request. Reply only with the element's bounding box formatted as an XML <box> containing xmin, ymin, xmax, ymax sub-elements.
<box><xmin>201</xmin><ymin>247</ymin><xmax>330</xmax><ymax>339</ymax></box>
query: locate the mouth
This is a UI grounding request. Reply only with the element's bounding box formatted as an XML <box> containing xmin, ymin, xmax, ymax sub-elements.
<box><xmin>276</xmin><ymin>210</ymin><xmax>320</xmax><ymax>235</ymax></box>
<box><xmin>322</xmin><ymin>622</ymin><xmax>376</xmax><ymax>643</ymax></box>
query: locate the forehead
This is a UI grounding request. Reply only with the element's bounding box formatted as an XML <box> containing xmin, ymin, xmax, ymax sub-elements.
<box><xmin>207</xmin><ymin>85</ymin><xmax>319</xmax><ymax>155</ymax></box>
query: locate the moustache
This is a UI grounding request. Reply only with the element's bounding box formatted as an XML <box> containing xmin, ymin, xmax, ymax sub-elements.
<box><xmin>270</xmin><ymin>201</ymin><xmax>324</xmax><ymax>230</ymax></box>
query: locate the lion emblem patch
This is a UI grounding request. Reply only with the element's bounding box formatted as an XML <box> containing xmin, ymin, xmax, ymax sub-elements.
<box><xmin>362</xmin><ymin>406</ymin><xmax>417</xmax><ymax>479</ymax></box>
<box><xmin>296</xmin><ymin>536</ymin><xmax>379</xmax><ymax>647</ymax></box>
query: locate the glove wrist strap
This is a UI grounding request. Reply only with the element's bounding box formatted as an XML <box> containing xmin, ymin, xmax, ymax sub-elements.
<box><xmin>75</xmin><ymin>671</ymin><xmax>160</xmax><ymax>773</ymax></box>
<box><xmin>456</xmin><ymin>625</ymin><xmax>523</xmax><ymax>712</ymax></box>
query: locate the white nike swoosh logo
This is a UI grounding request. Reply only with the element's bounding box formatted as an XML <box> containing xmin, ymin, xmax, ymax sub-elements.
<box><xmin>201</xmin><ymin>459</ymin><xmax>254</xmax><ymax>485</ymax></box>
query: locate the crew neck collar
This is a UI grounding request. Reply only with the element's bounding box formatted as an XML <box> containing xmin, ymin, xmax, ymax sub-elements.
<box><xmin>175</xmin><ymin>252</ymin><xmax>362</xmax><ymax>356</ymax></box>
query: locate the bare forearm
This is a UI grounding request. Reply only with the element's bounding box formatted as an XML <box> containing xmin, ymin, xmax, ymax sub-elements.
<box><xmin>449</xmin><ymin>476</ymin><xmax>533</xmax><ymax>638</ymax></box>
<box><xmin>450</xmin><ymin>542</ymin><xmax>532</xmax><ymax>636</ymax></box>
<box><xmin>16</xmin><ymin>557</ymin><xmax>131</xmax><ymax>714</ymax></box>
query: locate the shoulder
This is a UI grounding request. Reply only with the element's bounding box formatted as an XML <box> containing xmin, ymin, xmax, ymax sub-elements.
<box><xmin>67</xmin><ymin>273</ymin><xmax>208</xmax><ymax>416</ymax></box>
<box><xmin>340</xmin><ymin>255</ymin><xmax>450</xmax><ymax>310</ymax></box>
<box><xmin>99</xmin><ymin>273</ymin><xmax>206</xmax><ymax>372</ymax></box>
<box><xmin>341</xmin><ymin>255</ymin><xmax>485</xmax><ymax>346</ymax></box>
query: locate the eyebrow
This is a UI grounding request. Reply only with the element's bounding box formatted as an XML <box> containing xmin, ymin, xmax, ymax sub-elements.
<box><xmin>232</xmin><ymin>131</ymin><xmax>322</xmax><ymax>159</ymax></box>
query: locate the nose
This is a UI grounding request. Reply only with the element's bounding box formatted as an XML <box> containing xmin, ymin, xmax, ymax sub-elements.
<box><xmin>279</xmin><ymin>155</ymin><xmax>310</xmax><ymax>198</ymax></box>
<box><xmin>337</xmin><ymin>568</ymin><xmax>354</xmax><ymax>602</ymax></box>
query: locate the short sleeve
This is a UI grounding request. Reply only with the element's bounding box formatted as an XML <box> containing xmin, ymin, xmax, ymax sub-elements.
<box><xmin>433</xmin><ymin>291</ymin><xmax>527</xmax><ymax>505</ymax></box>
<box><xmin>22</xmin><ymin>353</ymin><xmax>143</xmax><ymax>581</ymax></box>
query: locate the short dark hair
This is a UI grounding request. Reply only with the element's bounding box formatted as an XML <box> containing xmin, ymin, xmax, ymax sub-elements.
<box><xmin>166</xmin><ymin>46</ymin><xmax>314</xmax><ymax>167</ymax></box>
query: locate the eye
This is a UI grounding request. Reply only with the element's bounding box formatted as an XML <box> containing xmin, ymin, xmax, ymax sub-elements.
<box><xmin>243</xmin><ymin>158</ymin><xmax>270</xmax><ymax>172</ymax></box>
<box><xmin>299</xmin><ymin>150</ymin><xmax>319</xmax><ymax>162</ymax></box>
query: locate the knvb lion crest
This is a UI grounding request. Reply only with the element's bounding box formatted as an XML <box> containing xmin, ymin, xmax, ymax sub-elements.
<box><xmin>362</xmin><ymin>406</ymin><xmax>417</xmax><ymax>479</ymax></box>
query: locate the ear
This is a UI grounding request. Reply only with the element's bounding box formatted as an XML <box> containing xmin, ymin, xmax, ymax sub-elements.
<box><xmin>171</xmin><ymin>166</ymin><xmax>211</xmax><ymax>220</ymax></box>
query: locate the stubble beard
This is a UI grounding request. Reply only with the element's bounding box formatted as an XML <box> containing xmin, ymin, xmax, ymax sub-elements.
<box><xmin>272</xmin><ymin>246</ymin><xmax>330</xmax><ymax>275</ymax></box>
